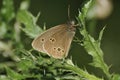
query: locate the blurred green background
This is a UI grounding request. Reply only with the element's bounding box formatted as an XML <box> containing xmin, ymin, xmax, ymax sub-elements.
<box><xmin>1</xmin><ymin>0</ymin><xmax>120</xmax><ymax>76</ymax></box>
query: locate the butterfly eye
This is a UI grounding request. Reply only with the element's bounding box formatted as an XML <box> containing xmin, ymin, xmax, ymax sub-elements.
<box><xmin>49</xmin><ymin>38</ymin><xmax>56</xmax><ymax>43</ymax></box>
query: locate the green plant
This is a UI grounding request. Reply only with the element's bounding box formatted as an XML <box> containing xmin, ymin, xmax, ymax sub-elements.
<box><xmin>0</xmin><ymin>0</ymin><xmax>120</xmax><ymax>80</ymax></box>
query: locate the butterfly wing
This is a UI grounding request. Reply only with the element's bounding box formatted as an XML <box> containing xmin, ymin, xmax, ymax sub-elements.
<box><xmin>43</xmin><ymin>24</ymin><xmax>75</xmax><ymax>59</ymax></box>
<box><xmin>32</xmin><ymin>24</ymin><xmax>68</xmax><ymax>53</ymax></box>
<box><xmin>32</xmin><ymin>24</ymin><xmax>76</xmax><ymax>59</ymax></box>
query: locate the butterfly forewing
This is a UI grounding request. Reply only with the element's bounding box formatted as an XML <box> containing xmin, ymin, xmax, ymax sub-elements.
<box><xmin>32</xmin><ymin>23</ymin><xmax>76</xmax><ymax>59</ymax></box>
<box><xmin>32</xmin><ymin>24</ymin><xmax>69</xmax><ymax>53</ymax></box>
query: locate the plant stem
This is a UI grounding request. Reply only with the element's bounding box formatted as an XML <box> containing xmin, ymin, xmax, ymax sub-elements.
<box><xmin>63</xmin><ymin>64</ymin><xmax>103</xmax><ymax>80</ymax></box>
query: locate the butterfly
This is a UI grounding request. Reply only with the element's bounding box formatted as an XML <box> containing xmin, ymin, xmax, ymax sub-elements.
<box><xmin>32</xmin><ymin>21</ymin><xmax>78</xmax><ymax>59</ymax></box>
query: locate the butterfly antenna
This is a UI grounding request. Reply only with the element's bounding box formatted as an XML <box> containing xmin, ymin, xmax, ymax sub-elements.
<box><xmin>68</xmin><ymin>5</ymin><xmax>71</xmax><ymax>21</ymax></box>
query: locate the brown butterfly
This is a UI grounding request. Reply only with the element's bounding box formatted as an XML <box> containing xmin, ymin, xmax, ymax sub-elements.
<box><xmin>32</xmin><ymin>21</ymin><xmax>78</xmax><ymax>59</ymax></box>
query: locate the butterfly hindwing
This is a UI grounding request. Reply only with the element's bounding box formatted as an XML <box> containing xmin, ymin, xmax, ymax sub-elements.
<box><xmin>43</xmin><ymin>24</ymin><xmax>75</xmax><ymax>59</ymax></box>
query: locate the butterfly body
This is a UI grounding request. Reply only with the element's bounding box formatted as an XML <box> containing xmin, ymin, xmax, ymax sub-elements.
<box><xmin>32</xmin><ymin>21</ymin><xmax>77</xmax><ymax>59</ymax></box>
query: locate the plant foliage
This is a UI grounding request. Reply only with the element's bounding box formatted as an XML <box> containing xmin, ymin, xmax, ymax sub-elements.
<box><xmin>0</xmin><ymin>0</ymin><xmax>119</xmax><ymax>80</ymax></box>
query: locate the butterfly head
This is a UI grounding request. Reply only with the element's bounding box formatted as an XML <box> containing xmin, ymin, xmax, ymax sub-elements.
<box><xmin>67</xmin><ymin>20</ymin><xmax>78</xmax><ymax>32</ymax></box>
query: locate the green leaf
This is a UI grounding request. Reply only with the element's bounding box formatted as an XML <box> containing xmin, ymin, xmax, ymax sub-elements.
<box><xmin>20</xmin><ymin>0</ymin><xmax>30</xmax><ymax>10</ymax></box>
<box><xmin>6</xmin><ymin>67</ymin><xmax>24</xmax><ymax>80</ymax></box>
<box><xmin>78</xmin><ymin>0</ymin><xmax>92</xmax><ymax>24</ymax></box>
<box><xmin>112</xmin><ymin>74</ymin><xmax>120</xmax><ymax>80</ymax></box>
<box><xmin>0</xmin><ymin>0</ymin><xmax>15</xmax><ymax>22</ymax></box>
<box><xmin>77</xmin><ymin>0</ymin><xmax>111</xmax><ymax>79</ymax></box>
<box><xmin>0</xmin><ymin>22</ymin><xmax>7</xmax><ymax>38</ymax></box>
<box><xmin>17</xmin><ymin>59</ymin><xmax>35</xmax><ymax>72</ymax></box>
<box><xmin>17</xmin><ymin>10</ymin><xmax>43</xmax><ymax>38</ymax></box>
<box><xmin>83</xmin><ymin>34</ymin><xmax>110</xmax><ymax>78</ymax></box>
<box><xmin>17</xmin><ymin>50</ymin><xmax>36</xmax><ymax>72</ymax></box>
<box><xmin>79</xmin><ymin>18</ymin><xmax>111</xmax><ymax>80</ymax></box>
<box><xmin>63</xmin><ymin>64</ymin><xmax>103</xmax><ymax>80</ymax></box>
<box><xmin>0</xmin><ymin>75</ymin><xmax>10</xmax><ymax>80</ymax></box>
<box><xmin>98</xmin><ymin>26</ymin><xmax>106</xmax><ymax>46</ymax></box>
